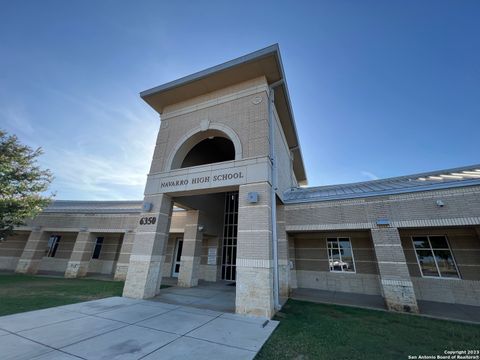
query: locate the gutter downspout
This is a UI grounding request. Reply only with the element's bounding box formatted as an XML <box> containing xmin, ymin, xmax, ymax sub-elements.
<box><xmin>268</xmin><ymin>79</ymin><xmax>284</xmax><ymax>311</ymax></box>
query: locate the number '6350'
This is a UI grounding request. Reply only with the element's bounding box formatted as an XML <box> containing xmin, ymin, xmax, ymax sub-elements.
<box><xmin>139</xmin><ymin>217</ymin><xmax>157</xmax><ymax>225</ymax></box>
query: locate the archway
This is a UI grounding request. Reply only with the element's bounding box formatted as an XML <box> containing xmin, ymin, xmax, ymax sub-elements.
<box><xmin>181</xmin><ymin>137</ymin><xmax>235</xmax><ymax>168</ymax></box>
<box><xmin>167</xmin><ymin>124</ymin><xmax>242</xmax><ymax>170</ymax></box>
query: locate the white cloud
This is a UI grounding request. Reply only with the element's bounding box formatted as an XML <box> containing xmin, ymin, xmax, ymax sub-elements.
<box><xmin>2</xmin><ymin>90</ymin><xmax>159</xmax><ymax>200</ymax></box>
<box><xmin>361</xmin><ymin>170</ymin><xmax>379</xmax><ymax>181</ymax></box>
<box><xmin>47</xmin><ymin>105</ymin><xmax>158</xmax><ymax>199</ymax></box>
<box><xmin>0</xmin><ymin>106</ymin><xmax>36</xmax><ymax>139</ymax></box>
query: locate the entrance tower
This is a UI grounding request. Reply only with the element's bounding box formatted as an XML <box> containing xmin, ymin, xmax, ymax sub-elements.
<box><xmin>122</xmin><ymin>45</ymin><xmax>307</xmax><ymax>318</ymax></box>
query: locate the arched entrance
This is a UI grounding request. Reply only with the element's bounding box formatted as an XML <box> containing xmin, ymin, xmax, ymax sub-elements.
<box><xmin>166</xmin><ymin>124</ymin><xmax>243</xmax><ymax>171</ymax></box>
<box><xmin>180</xmin><ymin>137</ymin><xmax>235</xmax><ymax>168</ymax></box>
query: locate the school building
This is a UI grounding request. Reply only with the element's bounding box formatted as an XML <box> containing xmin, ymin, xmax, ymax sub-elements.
<box><xmin>2</xmin><ymin>45</ymin><xmax>479</xmax><ymax>318</ymax></box>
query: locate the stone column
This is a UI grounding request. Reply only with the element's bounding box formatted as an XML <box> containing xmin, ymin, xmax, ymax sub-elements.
<box><xmin>178</xmin><ymin>210</ymin><xmax>203</xmax><ymax>287</ymax></box>
<box><xmin>123</xmin><ymin>194</ymin><xmax>173</xmax><ymax>299</ymax></box>
<box><xmin>114</xmin><ymin>231</ymin><xmax>135</xmax><ymax>281</ymax></box>
<box><xmin>371</xmin><ymin>227</ymin><xmax>419</xmax><ymax>313</ymax></box>
<box><xmin>276</xmin><ymin>203</ymin><xmax>290</xmax><ymax>298</ymax></box>
<box><xmin>15</xmin><ymin>229</ymin><xmax>50</xmax><ymax>274</ymax></box>
<box><xmin>236</xmin><ymin>182</ymin><xmax>275</xmax><ymax>318</ymax></box>
<box><xmin>202</xmin><ymin>236</ymin><xmax>219</xmax><ymax>282</ymax></box>
<box><xmin>65</xmin><ymin>231</ymin><xmax>96</xmax><ymax>278</ymax></box>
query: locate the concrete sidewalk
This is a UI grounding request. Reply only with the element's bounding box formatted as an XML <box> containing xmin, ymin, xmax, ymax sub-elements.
<box><xmin>153</xmin><ymin>280</ymin><xmax>236</xmax><ymax>313</ymax></box>
<box><xmin>0</xmin><ymin>297</ymin><xmax>278</xmax><ymax>360</ymax></box>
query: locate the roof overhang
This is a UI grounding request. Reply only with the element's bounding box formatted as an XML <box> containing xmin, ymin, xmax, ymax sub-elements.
<box><xmin>140</xmin><ymin>44</ymin><xmax>307</xmax><ymax>185</ymax></box>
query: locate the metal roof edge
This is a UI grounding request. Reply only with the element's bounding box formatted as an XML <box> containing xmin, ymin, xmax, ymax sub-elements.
<box><xmin>42</xmin><ymin>208</ymin><xmax>142</xmax><ymax>214</ymax></box>
<box><xmin>43</xmin><ymin>200</ymin><xmax>144</xmax><ymax>214</ymax></box>
<box><xmin>284</xmin><ymin>178</ymin><xmax>480</xmax><ymax>204</ymax></box>
<box><xmin>291</xmin><ymin>163</ymin><xmax>480</xmax><ymax>193</ymax></box>
<box><xmin>48</xmin><ymin>200</ymin><xmax>144</xmax><ymax>205</ymax></box>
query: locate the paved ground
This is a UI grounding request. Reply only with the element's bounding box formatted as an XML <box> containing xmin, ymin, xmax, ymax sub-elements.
<box><xmin>291</xmin><ymin>288</ymin><xmax>387</xmax><ymax>310</ymax></box>
<box><xmin>291</xmin><ymin>287</ymin><xmax>480</xmax><ymax>324</ymax></box>
<box><xmin>0</xmin><ymin>296</ymin><xmax>278</xmax><ymax>360</ymax></box>
<box><xmin>153</xmin><ymin>280</ymin><xmax>236</xmax><ymax>313</ymax></box>
<box><xmin>418</xmin><ymin>300</ymin><xmax>480</xmax><ymax>323</ymax></box>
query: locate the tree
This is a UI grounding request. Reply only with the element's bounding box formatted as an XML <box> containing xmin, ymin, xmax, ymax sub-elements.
<box><xmin>0</xmin><ymin>130</ymin><xmax>53</xmax><ymax>240</ymax></box>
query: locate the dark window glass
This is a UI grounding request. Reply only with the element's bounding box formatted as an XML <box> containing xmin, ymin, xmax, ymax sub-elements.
<box><xmin>413</xmin><ymin>235</ymin><xmax>459</xmax><ymax>278</ymax></box>
<box><xmin>412</xmin><ymin>236</ymin><xmax>429</xmax><ymax>249</ymax></box>
<box><xmin>416</xmin><ymin>250</ymin><xmax>439</xmax><ymax>277</ymax></box>
<box><xmin>434</xmin><ymin>250</ymin><xmax>459</xmax><ymax>278</ymax></box>
<box><xmin>92</xmin><ymin>237</ymin><xmax>104</xmax><ymax>259</ymax></box>
<box><xmin>176</xmin><ymin>240</ymin><xmax>183</xmax><ymax>262</ymax></box>
<box><xmin>46</xmin><ymin>235</ymin><xmax>61</xmax><ymax>257</ymax></box>
<box><xmin>221</xmin><ymin>191</ymin><xmax>238</xmax><ymax>281</ymax></box>
<box><xmin>429</xmin><ymin>236</ymin><xmax>449</xmax><ymax>249</ymax></box>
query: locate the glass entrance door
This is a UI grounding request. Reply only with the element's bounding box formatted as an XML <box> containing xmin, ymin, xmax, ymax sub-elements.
<box><xmin>221</xmin><ymin>191</ymin><xmax>238</xmax><ymax>281</ymax></box>
<box><xmin>172</xmin><ymin>237</ymin><xmax>183</xmax><ymax>277</ymax></box>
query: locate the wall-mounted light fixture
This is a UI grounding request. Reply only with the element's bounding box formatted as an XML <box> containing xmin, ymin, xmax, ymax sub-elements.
<box><xmin>142</xmin><ymin>202</ymin><xmax>153</xmax><ymax>212</ymax></box>
<box><xmin>247</xmin><ymin>192</ymin><xmax>259</xmax><ymax>203</ymax></box>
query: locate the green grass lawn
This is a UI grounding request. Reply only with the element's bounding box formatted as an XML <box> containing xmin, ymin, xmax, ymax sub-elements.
<box><xmin>256</xmin><ymin>299</ymin><xmax>480</xmax><ymax>360</ymax></box>
<box><xmin>0</xmin><ymin>273</ymin><xmax>126</xmax><ymax>316</ymax></box>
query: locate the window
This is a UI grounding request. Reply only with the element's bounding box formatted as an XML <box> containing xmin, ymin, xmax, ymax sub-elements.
<box><xmin>412</xmin><ymin>235</ymin><xmax>459</xmax><ymax>278</ymax></box>
<box><xmin>327</xmin><ymin>237</ymin><xmax>355</xmax><ymax>272</ymax></box>
<box><xmin>46</xmin><ymin>235</ymin><xmax>61</xmax><ymax>257</ymax></box>
<box><xmin>92</xmin><ymin>237</ymin><xmax>104</xmax><ymax>259</ymax></box>
<box><xmin>222</xmin><ymin>192</ymin><xmax>238</xmax><ymax>281</ymax></box>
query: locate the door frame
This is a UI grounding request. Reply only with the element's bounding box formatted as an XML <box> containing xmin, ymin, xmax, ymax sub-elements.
<box><xmin>171</xmin><ymin>237</ymin><xmax>183</xmax><ymax>278</ymax></box>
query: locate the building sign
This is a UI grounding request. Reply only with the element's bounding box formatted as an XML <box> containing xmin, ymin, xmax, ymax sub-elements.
<box><xmin>149</xmin><ymin>166</ymin><xmax>250</xmax><ymax>194</ymax></box>
<box><xmin>144</xmin><ymin>160</ymin><xmax>270</xmax><ymax>195</ymax></box>
<box><xmin>160</xmin><ymin>171</ymin><xmax>244</xmax><ymax>190</ymax></box>
<box><xmin>207</xmin><ymin>248</ymin><xmax>217</xmax><ymax>265</ymax></box>
<box><xmin>139</xmin><ymin>216</ymin><xmax>157</xmax><ymax>225</ymax></box>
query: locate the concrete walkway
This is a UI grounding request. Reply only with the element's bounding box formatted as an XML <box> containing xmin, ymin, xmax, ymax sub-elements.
<box><xmin>0</xmin><ymin>297</ymin><xmax>278</xmax><ymax>360</ymax></box>
<box><xmin>153</xmin><ymin>280</ymin><xmax>236</xmax><ymax>313</ymax></box>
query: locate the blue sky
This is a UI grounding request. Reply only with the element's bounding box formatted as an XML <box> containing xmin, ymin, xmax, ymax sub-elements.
<box><xmin>1</xmin><ymin>1</ymin><xmax>479</xmax><ymax>200</ymax></box>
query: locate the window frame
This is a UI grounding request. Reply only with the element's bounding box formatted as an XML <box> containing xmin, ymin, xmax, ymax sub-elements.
<box><xmin>91</xmin><ymin>237</ymin><xmax>104</xmax><ymax>260</ymax></box>
<box><xmin>326</xmin><ymin>237</ymin><xmax>356</xmax><ymax>273</ymax></box>
<box><xmin>45</xmin><ymin>235</ymin><xmax>61</xmax><ymax>258</ymax></box>
<box><xmin>411</xmin><ymin>235</ymin><xmax>460</xmax><ymax>280</ymax></box>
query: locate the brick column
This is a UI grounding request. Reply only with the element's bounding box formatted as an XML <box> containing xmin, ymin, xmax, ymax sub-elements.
<box><xmin>203</xmin><ymin>236</ymin><xmax>219</xmax><ymax>282</ymax></box>
<box><xmin>371</xmin><ymin>227</ymin><xmax>419</xmax><ymax>313</ymax></box>
<box><xmin>276</xmin><ymin>204</ymin><xmax>290</xmax><ymax>297</ymax></box>
<box><xmin>15</xmin><ymin>229</ymin><xmax>50</xmax><ymax>274</ymax></box>
<box><xmin>178</xmin><ymin>210</ymin><xmax>203</xmax><ymax>287</ymax></box>
<box><xmin>65</xmin><ymin>231</ymin><xmax>96</xmax><ymax>278</ymax></box>
<box><xmin>114</xmin><ymin>231</ymin><xmax>135</xmax><ymax>281</ymax></box>
<box><xmin>236</xmin><ymin>182</ymin><xmax>274</xmax><ymax>318</ymax></box>
<box><xmin>123</xmin><ymin>194</ymin><xmax>173</xmax><ymax>299</ymax></box>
